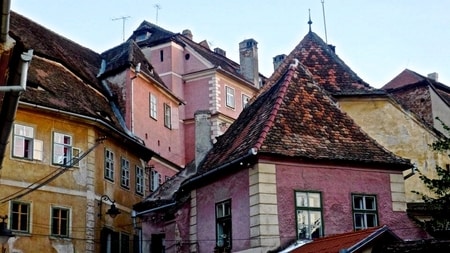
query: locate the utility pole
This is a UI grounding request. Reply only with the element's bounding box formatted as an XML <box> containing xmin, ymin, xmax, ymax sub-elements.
<box><xmin>112</xmin><ymin>16</ymin><xmax>131</xmax><ymax>42</ymax></box>
<box><xmin>154</xmin><ymin>4</ymin><xmax>161</xmax><ymax>24</ymax></box>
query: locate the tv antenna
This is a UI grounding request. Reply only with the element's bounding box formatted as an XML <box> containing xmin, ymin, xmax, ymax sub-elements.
<box><xmin>154</xmin><ymin>4</ymin><xmax>161</xmax><ymax>24</ymax></box>
<box><xmin>112</xmin><ymin>16</ymin><xmax>131</xmax><ymax>42</ymax></box>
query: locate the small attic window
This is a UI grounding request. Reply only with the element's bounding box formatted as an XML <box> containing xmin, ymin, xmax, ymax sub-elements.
<box><xmin>135</xmin><ymin>32</ymin><xmax>152</xmax><ymax>42</ymax></box>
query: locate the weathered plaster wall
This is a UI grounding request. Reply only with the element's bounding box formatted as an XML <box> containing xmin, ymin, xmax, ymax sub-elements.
<box><xmin>430</xmin><ymin>87</ymin><xmax>450</xmax><ymax>136</ymax></box>
<box><xmin>195</xmin><ymin>168</ymin><xmax>251</xmax><ymax>252</ymax></box>
<box><xmin>276</xmin><ymin>162</ymin><xmax>425</xmax><ymax>242</ymax></box>
<box><xmin>338</xmin><ymin>98</ymin><xmax>446</xmax><ymax>202</ymax></box>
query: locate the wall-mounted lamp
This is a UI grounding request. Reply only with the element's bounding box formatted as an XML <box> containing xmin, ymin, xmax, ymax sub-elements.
<box><xmin>0</xmin><ymin>215</ymin><xmax>14</xmax><ymax>253</ymax></box>
<box><xmin>98</xmin><ymin>195</ymin><xmax>121</xmax><ymax>219</ymax></box>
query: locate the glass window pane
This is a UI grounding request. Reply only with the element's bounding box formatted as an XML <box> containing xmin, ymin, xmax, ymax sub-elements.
<box><xmin>354</xmin><ymin>213</ymin><xmax>363</xmax><ymax>228</ymax></box>
<box><xmin>296</xmin><ymin>192</ymin><xmax>308</xmax><ymax>207</ymax></box>
<box><xmin>309</xmin><ymin>193</ymin><xmax>321</xmax><ymax>208</ymax></box>
<box><xmin>366</xmin><ymin>214</ymin><xmax>377</xmax><ymax>227</ymax></box>
<box><xmin>353</xmin><ymin>196</ymin><xmax>363</xmax><ymax>209</ymax></box>
<box><xmin>365</xmin><ymin>196</ymin><xmax>376</xmax><ymax>210</ymax></box>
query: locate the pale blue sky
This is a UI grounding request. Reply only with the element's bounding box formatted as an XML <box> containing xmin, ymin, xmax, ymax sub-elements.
<box><xmin>11</xmin><ymin>0</ymin><xmax>450</xmax><ymax>87</ymax></box>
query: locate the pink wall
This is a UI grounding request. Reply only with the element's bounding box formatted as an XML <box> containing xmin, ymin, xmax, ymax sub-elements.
<box><xmin>275</xmin><ymin>163</ymin><xmax>426</xmax><ymax>244</ymax></box>
<box><xmin>195</xmin><ymin>168</ymin><xmax>251</xmax><ymax>252</ymax></box>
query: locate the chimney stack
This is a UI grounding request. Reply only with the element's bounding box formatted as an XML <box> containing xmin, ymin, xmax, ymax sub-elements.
<box><xmin>273</xmin><ymin>54</ymin><xmax>287</xmax><ymax>71</ymax></box>
<box><xmin>195</xmin><ymin>110</ymin><xmax>213</xmax><ymax>168</ymax></box>
<box><xmin>239</xmin><ymin>39</ymin><xmax>259</xmax><ymax>88</ymax></box>
<box><xmin>182</xmin><ymin>29</ymin><xmax>193</xmax><ymax>40</ymax></box>
<box><xmin>214</xmin><ymin>47</ymin><xmax>226</xmax><ymax>57</ymax></box>
<box><xmin>428</xmin><ymin>72</ymin><xmax>438</xmax><ymax>82</ymax></box>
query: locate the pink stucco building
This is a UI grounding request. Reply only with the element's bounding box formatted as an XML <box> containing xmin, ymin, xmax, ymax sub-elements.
<box><xmin>133</xmin><ymin>32</ymin><xmax>427</xmax><ymax>252</ymax></box>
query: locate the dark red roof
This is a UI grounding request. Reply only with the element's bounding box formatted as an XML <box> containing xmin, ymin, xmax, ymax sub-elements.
<box><xmin>266</xmin><ymin>32</ymin><xmax>379</xmax><ymax>95</ymax></box>
<box><xmin>290</xmin><ymin>226</ymin><xmax>399</xmax><ymax>253</ymax></box>
<box><xmin>382</xmin><ymin>69</ymin><xmax>450</xmax><ymax>127</ymax></box>
<box><xmin>9</xmin><ymin>11</ymin><xmax>103</xmax><ymax>92</ymax></box>
<box><xmin>197</xmin><ymin>59</ymin><xmax>412</xmax><ymax>173</ymax></box>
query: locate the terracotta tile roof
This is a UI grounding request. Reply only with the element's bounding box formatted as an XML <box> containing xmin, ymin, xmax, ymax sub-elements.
<box><xmin>22</xmin><ymin>56</ymin><xmax>122</xmax><ymax>129</ymax></box>
<box><xmin>9</xmin><ymin>11</ymin><xmax>104</xmax><ymax>92</ymax></box>
<box><xmin>289</xmin><ymin>226</ymin><xmax>400</xmax><ymax>253</ymax></box>
<box><xmin>383</xmin><ymin>68</ymin><xmax>450</xmax><ymax>105</ymax></box>
<box><xmin>266</xmin><ymin>32</ymin><xmax>379</xmax><ymax>96</ymax></box>
<box><xmin>100</xmin><ymin>40</ymin><xmax>165</xmax><ymax>85</ymax></box>
<box><xmin>382</xmin><ymin>69</ymin><xmax>450</xmax><ymax>127</ymax></box>
<box><xmin>197</xmin><ymin>59</ymin><xmax>412</xmax><ymax>174</ymax></box>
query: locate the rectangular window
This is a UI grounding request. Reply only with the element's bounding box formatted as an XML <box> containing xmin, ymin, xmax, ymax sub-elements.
<box><xmin>13</xmin><ymin>124</ymin><xmax>34</xmax><ymax>160</ymax></box>
<box><xmin>295</xmin><ymin>191</ymin><xmax>323</xmax><ymax>239</ymax></box>
<box><xmin>120</xmin><ymin>233</ymin><xmax>130</xmax><ymax>253</ymax></box>
<box><xmin>149</xmin><ymin>93</ymin><xmax>157</xmax><ymax>119</ymax></box>
<box><xmin>136</xmin><ymin>166</ymin><xmax>144</xmax><ymax>195</ymax></box>
<box><xmin>164</xmin><ymin>103</ymin><xmax>171</xmax><ymax>129</ymax></box>
<box><xmin>105</xmin><ymin>149</ymin><xmax>115</xmax><ymax>181</ymax></box>
<box><xmin>51</xmin><ymin>207</ymin><xmax>70</xmax><ymax>237</ymax></box>
<box><xmin>121</xmin><ymin>158</ymin><xmax>130</xmax><ymax>189</ymax></box>
<box><xmin>160</xmin><ymin>50</ymin><xmax>164</xmax><ymax>62</ymax></box>
<box><xmin>52</xmin><ymin>132</ymin><xmax>72</xmax><ymax>166</ymax></box>
<box><xmin>150</xmin><ymin>169</ymin><xmax>160</xmax><ymax>192</ymax></box>
<box><xmin>11</xmin><ymin>201</ymin><xmax>30</xmax><ymax>233</ymax></box>
<box><xmin>352</xmin><ymin>194</ymin><xmax>378</xmax><ymax>230</ymax></box>
<box><xmin>225</xmin><ymin>86</ymin><xmax>235</xmax><ymax>108</ymax></box>
<box><xmin>216</xmin><ymin>200</ymin><xmax>232</xmax><ymax>250</ymax></box>
<box><xmin>242</xmin><ymin>94</ymin><xmax>250</xmax><ymax>109</ymax></box>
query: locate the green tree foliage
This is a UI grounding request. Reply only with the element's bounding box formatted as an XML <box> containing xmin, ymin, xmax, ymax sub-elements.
<box><xmin>413</xmin><ymin>118</ymin><xmax>450</xmax><ymax>239</ymax></box>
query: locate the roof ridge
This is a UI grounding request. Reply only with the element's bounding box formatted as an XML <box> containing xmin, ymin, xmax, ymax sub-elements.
<box><xmin>253</xmin><ymin>59</ymin><xmax>299</xmax><ymax>151</ymax></box>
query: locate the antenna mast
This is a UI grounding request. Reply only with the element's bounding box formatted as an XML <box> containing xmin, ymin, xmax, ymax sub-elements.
<box><xmin>112</xmin><ymin>16</ymin><xmax>131</xmax><ymax>42</ymax></box>
<box><xmin>321</xmin><ymin>0</ymin><xmax>328</xmax><ymax>44</ymax></box>
<box><xmin>154</xmin><ymin>4</ymin><xmax>161</xmax><ymax>24</ymax></box>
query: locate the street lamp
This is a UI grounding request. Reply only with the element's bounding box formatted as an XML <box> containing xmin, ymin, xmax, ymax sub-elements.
<box><xmin>0</xmin><ymin>215</ymin><xmax>14</xmax><ymax>253</ymax></box>
<box><xmin>98</xmin><ymin>195</ymin><xmax>121</xmax><ymax>219</ymax></box>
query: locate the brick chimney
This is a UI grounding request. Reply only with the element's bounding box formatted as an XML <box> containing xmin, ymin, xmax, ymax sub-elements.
<box><xmin>273</xmin><ymin>54</ymin><xmax>287</xmax><ymax>71</ymax></box>
<box><xmin>182</xmin><ymin>29</ymin><xmax>193</xmax><ymax>40</ymax></box>
<box><xmin>195</xmin><ymin>110</ymin><xmax>213</xmax><ymax>168</ymax></box>
<box><xmin>239</xmin><ymin>39</ymin><xmax>259</xmax><ymax>88</ymax></box>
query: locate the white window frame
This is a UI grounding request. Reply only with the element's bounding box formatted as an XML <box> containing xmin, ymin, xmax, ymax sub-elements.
<box><xmin>13</xmin><ymin>124</ymin><xmax>43</xmax><ymax>160</ymax></box>
<box><xmin>295</xmin><ymin>191</ymin><xmax>323</xmax><ymax>239</ymax></box>
<box><xmin>164</xmin><ymin>103</ymin><xmax>171</xmax><ymax>129</ymax></box>
<box><xmin>136</xmin><ymin>166</ymin><xmax>144</xmax><ymax>195</ymax></box>
<box><xmin>52</xmin><ymin>132</ymin><xmax>72</xmax><ymax>166</ymax></box>
<box><xmin>149</xmin><ymin>93</ymin><xmax>157</xmax><ymax>120</ymax></box>
<box><xmin>352</xmin><ymin>194</ymin><xmax>378</xmax><ymax>230</ymax></box>
<box><xmin>242</xmin><ymin>94</ymin><xmax>250</xmax><ymax>109</ymax></box>
<box><xmin>51</xmin><ymin>206</ymin><xmax>71</xmax><ymax>237</ymax></box>
<box><xmin>150</xmin><ymin>169</ymin><xmax>160</xmax><ymax>192</ymax></box>
<box><xmin>121</xmin><ymin>157</ymin><xmax>130</xmax><ymax>189</ymax></box>
<box><xmin>225</xmin><ymin>86</ymin><xmax>235</xmax><ymax>108</ymax></box>
<box><xmin>104</xmin><ymin>149</ymin><xmax>115</xmax><ymax>181</ymax></box>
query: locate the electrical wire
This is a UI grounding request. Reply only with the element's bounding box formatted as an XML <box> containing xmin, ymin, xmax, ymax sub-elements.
<box><xmin>0</xmin><ymin>137</ymin><xmax>105</xmax><ymax>204</ymax></box>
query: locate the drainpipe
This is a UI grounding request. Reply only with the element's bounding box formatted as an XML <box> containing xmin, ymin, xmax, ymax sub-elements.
<box><xmin>0</xmin><ymin>0</ymin><xmax>11</xmax><ymax>43</ymax></box>
<box><xmin>0</xmin><ymin>49</ymin><xmax>33</xmax><ymax>169</ymax></box>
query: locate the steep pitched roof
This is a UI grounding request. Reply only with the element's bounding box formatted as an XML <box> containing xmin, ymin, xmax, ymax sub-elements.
<box><xmin>100</xmin><ymin>40</ymin><xmax>165</xmax><ymax>85</ymax></box>
<box><xmin>9</xmin><ymin>11</ymin><xmax>104</xmax><ymax>92</ymax></box>
<box><xmin>382</xmin><ymin>69</ymin><xmax>450</xmax><ymax>127</ymax></box>
<box><xmin>383</xmin><ymin>68</ymin><xmax>450</xmax><ymax>105</ymax></box>
<box><xmin>129</xmin><ymin>20</ymin><xmax>265</xmax><ymax>86</ymax></box>
<box><xmin>266</xmin><ymin>32</ymin><xmax>380</xmax><ymax>96</ymax></box>
<box><xmin>289</xmin><ymin>226</ymin><xmax>400</xmax><ymax>253</ymax></box>
<box><xmin>196</xmin><ymin>59</ymin><xmax>412</xmax><ymax>174</ymax></box>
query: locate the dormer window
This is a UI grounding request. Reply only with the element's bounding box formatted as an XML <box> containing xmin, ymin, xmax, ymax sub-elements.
<box><xmin>135</xmin><ymin>31</ymin><xmax>152</xmax><ymax>42</ymax></box>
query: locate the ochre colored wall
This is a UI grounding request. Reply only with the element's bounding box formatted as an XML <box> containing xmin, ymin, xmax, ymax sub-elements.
<box><xmin>338</xmin><ymin>98</ymin><xmax>450</xmax><ymax>202</ymax></box>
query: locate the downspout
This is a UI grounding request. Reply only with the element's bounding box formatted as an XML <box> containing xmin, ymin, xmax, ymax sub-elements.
<box><xmin>0</xmin><ymin>0</ymin><xmax>11</xmax><ymax>43</ymax></box>
<box><xmin>0</xmin><ymin>49</ymin><xmax>33</xmax><ymax>169</ymax></box>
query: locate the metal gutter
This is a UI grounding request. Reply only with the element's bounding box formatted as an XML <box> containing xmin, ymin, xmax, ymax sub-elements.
<box><xmin>0</xmin><ymin>50</ymin><xmax>33</xmax><ymax>169</ymax></box>
<box><xmin>0</xmin><ymin>0</ymin><xmax>10</xmax><ymax>43</ymax></box>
